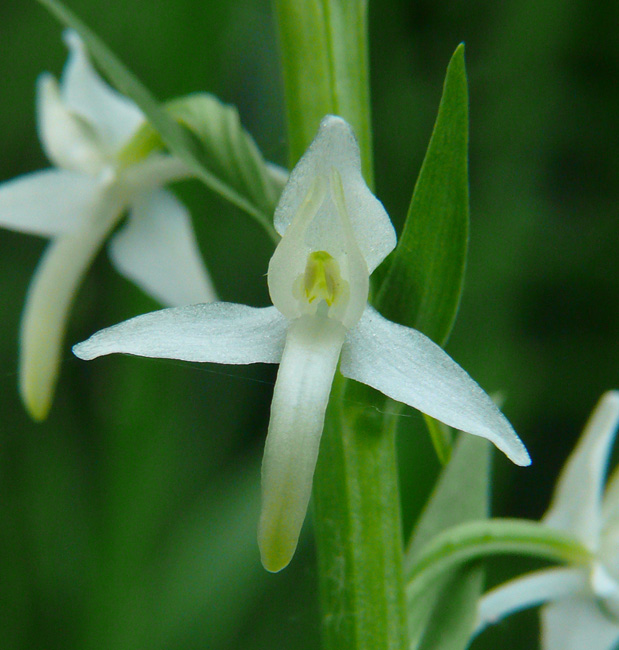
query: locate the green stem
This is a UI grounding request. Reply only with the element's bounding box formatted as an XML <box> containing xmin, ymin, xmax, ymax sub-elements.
<box><xmin>272</xmin><ymin>0</ymin><xmax>374</xmax><ymax>183</ymax></box>
<box><xmin>406</xmin><ymin>518</ymin><xmax>592</xmax><ymax>606</ymax></box>
<box><xmin>313</xmin><ymin>378</ymin><xmax>408</xmax><ymax>650</ymax></box>
<box><xmin>273</xmin><ymin>2</ymin><xmax>407</xmax><ymax>647</ymax></box>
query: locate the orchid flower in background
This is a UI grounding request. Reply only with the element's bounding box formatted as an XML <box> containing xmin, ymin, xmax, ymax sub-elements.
<box><xmin>476</xmin><ymin>391</ymin><xmax>619</xmax><ymax>650</ymax></box>
<box><xmin>73</xmin><ymin>115</ymin><xmax>530</xmax><ymax>573</ymax></box>
<box><xmin>0</xmin><ymin>30</ymin><xmax>215</xmax><ymax>421</ymax></box>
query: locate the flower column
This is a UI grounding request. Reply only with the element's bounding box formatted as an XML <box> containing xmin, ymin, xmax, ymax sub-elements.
<box><xmin>273</xmin><ymin>1</ymin><xmax>408</xmax><ymax>648</ymax></box>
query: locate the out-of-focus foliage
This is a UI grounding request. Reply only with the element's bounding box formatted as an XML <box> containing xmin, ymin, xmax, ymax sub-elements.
<box><xmin>406</xmin><ymin>434</ymin><xmax>491</xmax><ymax>650</ymax></box>
<box><xmin>0</xmin><ymin>0</ymin><xmax>617</xmax><ymax>648</ymax></box>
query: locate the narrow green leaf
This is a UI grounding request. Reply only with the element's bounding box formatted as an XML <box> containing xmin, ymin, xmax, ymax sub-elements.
<box><xmin>405</xmin><ymin>519</ymin><xmax>591</xmax><ymax>607</ymax></box>
<box><xmin>407</xmin><ymin>436</ymin><xmax>490</xmax><ymax>561</ymax></box>
<box><xmin>375</xmin><ymin>44</ymin><xmax>469</xmax><ymax>346</ymax></box>
<box><xmin>416</xmin><ymin>564</ymin><xmax>484</xmax><ymax>650</ymax></box>
<box><xmin>37</xmin><ymin>0</ymin><xmax>279</xmax><ymax>240</ymax></box>
<box><xmin>405</xmin><ymin>435</ymin><xmax>491</xmax><ymax>649</ymax></box>
<box><xmin>422</xmin><ymin>414</ymin><xmax>453</xmax><ymax>466</ymax></box>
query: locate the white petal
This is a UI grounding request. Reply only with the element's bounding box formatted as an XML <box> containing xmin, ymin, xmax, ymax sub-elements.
<box><xmin>37</xmin><ymin>74</ymin><xmax>106</xmax><ymax>174</ymax></box>
<box><xmin>475</xmin><ymin>567</ymin><xmax>587</xmax><ymax>635</ymax></box>
<box><xmin>601</xmin><ymin>459</ymin><xmax>619</xmax><ymax>577</ymax></box>
<box><xmin>267</xmin><ymin>169</ymin><xmax>369</xmax><ymax>329</ymax></box>
<box><xmin>0</xmin><ymin>169</ymin><xmax>98</xmax><ymax>236</ymax></box>
<box><xmin>73</xmin><ymin>303</ymin><xmax>288</xmax><ymax>364</ymax></box>
<box><xmin>603</xmin><ymin>460</ymin><xmax>619</xmax><ymax>531</ymax></box>
<box><xmin>19</xmin><ymin>186</ymin><xmax>125</xmax><ymax>420</ymax></box>
<box><xmin>61</xmin><ymin>30</ymin><xmax>143</xmax><ymax>151</ymax></box>
<box><xmin>541</xmin><ymin>596</ymin><xmax>619</xmax><ymax>650</ymax></box>
<box><xmin>258</xmin><ymin>314</ymin><xmax>346</xmax><ymax>572</ymax></box>
<box><xmin>108</xmin><ymin>189</ymin><xmax>216</xmax><ymax>307</ymax></box>
<box><xmin>600</xmin><ymin>392</ymin><xmax>619</xmax><ymax>533</ymax></box>
<box><xmin>340</xmin><ymin>305</ymin><xmax>531</xmax><ymax>466</ymax></box>
<box><xmin>273</xmin><ymin>116</ymin><xmax>396</xmax><ymax>272</ymax></box>
<box><xmin>544</xmin><ymin>391</ymin><xmax>619</xmax><ymax>549</ymax></box>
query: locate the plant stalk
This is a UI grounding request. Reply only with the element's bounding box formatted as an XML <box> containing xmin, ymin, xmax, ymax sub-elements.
<box><xmin>273</xmin><ymin>1</ymin><xmax>408</xmax><ymax>648</ymax></box>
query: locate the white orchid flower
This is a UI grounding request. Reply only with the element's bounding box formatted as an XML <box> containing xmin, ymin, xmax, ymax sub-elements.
<box><xmin>476</xmin><ymin>391</ymin><xmax>619</xmax><ymax>650</ymax></box>
<box><xmin>0</xmin><ymin>30</ymin><xmax>215</xmax><ymax>420</ymax></box>
<box><xmin>73</xmin><ymin>115</ymin><xmax>530</xmax><ymax>572</ymax></box>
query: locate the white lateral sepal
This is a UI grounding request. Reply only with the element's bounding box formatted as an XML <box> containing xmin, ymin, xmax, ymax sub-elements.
<box><xmin>73</xmin><ymin>303</ymin><xmax>288</xmax><ymax>364</ymax></box>
<box><xmin>341</xmin><ymin>305</ymin><xmax>531</xmax><ymax>466</ymax></box>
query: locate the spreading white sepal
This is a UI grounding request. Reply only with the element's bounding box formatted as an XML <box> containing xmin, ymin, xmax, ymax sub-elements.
<box><xmin>542</xmin><ymin>595</ymin><xmax>619</xmax><ymax>650</ymax></box>
<box><xmin>61</xmin><ymin>30</ymin><xmax>143</xmax><ymax>150</ymax></box>
<box><xmin>475</xmin><ymin>567</ymin><xmax>587</xmax><ymax>635</ymax></box>
<box><xmin>20</xmin><ymin>185</ymin><xmax>125</xmax><ymax>420</ymax></box>
<box><xmin>340</xmin><ymin>305</ymin><xmax>531</xmax><ymax>466</ymax></box>
<box><xmin>258</xmin><ymin>313</ymin><xmax>347</xmax><ymax>573</ymax></box>
<box><xmin>108</xmin><ymin>188</ymin><xmax>216</xmax><ymax>306</ymax></box>
<box><xmin>73</xmin><ymin>303</ymin><xmax>288</xmax><ymax>364</ymax></box>
<box><xmin>544</xmin><ymin>392</ymin><xmax>619</xmax><ymax>548</ymax></box>
<box><xmin>0</xmin><ymin>169</ymin><xmax>98</xmax><ymax>236</ymax></box>
<box><xmin>37</xmin><ymin>73</ymin><xmax>106</xmax><ymax>175</ymax></box>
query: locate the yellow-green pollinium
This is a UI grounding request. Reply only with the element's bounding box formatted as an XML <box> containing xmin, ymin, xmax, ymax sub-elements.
<box><xmin>302</xmin><ymin>250</ymin><xmax>349</xmax><ymax>310</ymax></box>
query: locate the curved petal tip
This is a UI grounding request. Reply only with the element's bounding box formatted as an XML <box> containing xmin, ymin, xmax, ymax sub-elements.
<box><xmin>19</xmin><ymin>371</ymin><xmax>53</xmax><ymax>422</ymax></box>
<box><xmin>258</xmin><ymin>525</ymin><xmax>297</xmax><ymax>573</ymax></box>
<box><xmin>72</xmin><ymin>340</ymin><xmax>96</xmax><ymax>361</ymax></box>
<box><xmin>513</xmin><ymin>444</ymin><xmax>532</xmax><ymax>467</ymax></box>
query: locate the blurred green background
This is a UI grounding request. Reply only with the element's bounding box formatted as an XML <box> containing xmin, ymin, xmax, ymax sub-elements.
<box><xmin>0</xmin><ymin>0</ymin><xmax>617</xmax><ymax>648</ymax></box>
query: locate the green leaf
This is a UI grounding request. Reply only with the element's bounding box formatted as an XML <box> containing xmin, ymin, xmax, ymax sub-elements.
<box><xmin>406</xmin><ymin>435</ymin><xmax>490</xmax><ymax>561</ymax></box>
<box><xmin>375</xmin><ymin>44</ymin><xmax>469</xmax><ymax>346</ymax></box>
<box><xmin>37</xmin><ymin>0</ymin><xmax>280</xmax><ymax>240</ymax></box>
<box><xmin>167</xmin><ymin>94</ymin><xmax>286</xmax><ymax>222</ymax></box>
<box><xmin>405</xmin><ymin>434</ymin><xmax>491</xmax><ymax>649</ymax></box>
<box><xmin>416</xmin><ymin>564</ymin><xmax>484</xmax><ymax>650</ymax></box>
<box><xmin>422</xmin><ymin>413</ymin><xmax>453</xmax><ymax>466</ymax></box>
<box><xmin>373</xmin><ymin>45</ymin><xmax>469</xmax><ymax>465</ymax></box>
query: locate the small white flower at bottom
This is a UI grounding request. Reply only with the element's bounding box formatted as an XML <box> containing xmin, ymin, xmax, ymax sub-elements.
<box><xmin>476</xmin><ymin>391</ymin><xmax>619</xmax><ymax>650</ymax></box>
